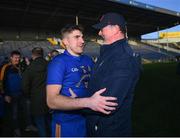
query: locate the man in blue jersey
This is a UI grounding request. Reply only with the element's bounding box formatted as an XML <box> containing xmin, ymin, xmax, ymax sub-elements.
<box><xmin>46</xmin><ymin>24</ymin><xmax>118</xmax><ymax>137</ymax></box>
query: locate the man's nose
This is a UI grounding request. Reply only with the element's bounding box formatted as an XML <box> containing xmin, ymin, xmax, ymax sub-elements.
<box><xmin>98</xmin><ymin>30</ymin><xmax>102</xmax><ymax>36</ymax></box>
<box><xmin>80</xmin><ymin>37</ymin><xmax>84</xmax><ymax>44</ymax></box>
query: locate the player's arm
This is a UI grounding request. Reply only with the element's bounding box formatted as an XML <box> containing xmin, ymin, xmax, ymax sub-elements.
<box><xmin>47</xmin><ymin>85</ymin><xmax>118</xmax><ymax>114</ymax></box>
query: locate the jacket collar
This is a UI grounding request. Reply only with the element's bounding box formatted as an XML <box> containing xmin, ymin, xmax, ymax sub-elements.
<box><xmin>100</xmin><ymin>38</ymin><xmax>127</xmax><ymax>56</ymax></box>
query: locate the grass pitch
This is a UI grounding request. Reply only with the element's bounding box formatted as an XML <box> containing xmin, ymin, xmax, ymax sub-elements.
<box><xmin>133</xmin><ymin>62</ymin><xmax>180</xmax><ymax>136</ymax></box>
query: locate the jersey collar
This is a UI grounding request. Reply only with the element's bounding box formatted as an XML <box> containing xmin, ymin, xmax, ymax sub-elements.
<box><xmin>64</xmin><ymin>50</ymin><xmax>82</xmax><ymax>61</ymax></box>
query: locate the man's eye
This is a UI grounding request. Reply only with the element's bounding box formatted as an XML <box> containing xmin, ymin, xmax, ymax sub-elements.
<box><xmin>74</xmin><ymin>35</ymin><xmax>80</xmax><ymax>38</ymax></box>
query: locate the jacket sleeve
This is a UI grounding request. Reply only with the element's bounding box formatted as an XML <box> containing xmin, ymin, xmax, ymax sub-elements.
<box><xmin>82</xmin><ymin>57</ymin><xmax>140</xmax><ymax>115</ymax></box>
<box><xmin>22</xmin><ymin>67</ymin><xmax>31</xmax><ymax>98</ymax></box>
<box><xmin>3</xmin><ymin>68</ymin><xmax>9</xmax><ymax>96</ymax></box>
<box><xmin>80</xmin><ymin>68</ymin><xmax>134</xmax><ymax>115</ymax></box>
<box><xmin>101</xmin><ymin>59</ymin><xmax>139</xmax><ymax>114</ymax></box>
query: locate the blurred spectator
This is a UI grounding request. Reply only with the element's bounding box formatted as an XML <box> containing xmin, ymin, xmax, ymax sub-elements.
<box><xmin>2</xmin><ymin>50</ymin><xmax>22</xmax><ymax>136</ymax></box>
<box><xmin>45</xmin><ymin>50</ymin><xmax>59</xmax><ymax>61</ymax></box>
<box><xmin>50</xmin><ymin>50</ymin><xmax>59</xmax><ymax>59</ymax></box>
<box><xmin>19</xmin><ymin>56</ymin><xmax>38</xmax><ymax>132</ymax></box>
<box><xmin>45</xmin><ymin>53</ymin><xmax>51</xmax><ymax>61</ymax></box>
<box><xmin>22</xmin><ymin>47</ymin><xmax>49</xmax><ymax>137</ymax></box>
<box><xmin>0</xmin><ymin>57</ymin><xmax>9</xmax><ymax>68</ymax></box>
<box><xmin>19</xmin><ymin>57</ymin><xmax>30</xmax><ymax>73</ymax></box>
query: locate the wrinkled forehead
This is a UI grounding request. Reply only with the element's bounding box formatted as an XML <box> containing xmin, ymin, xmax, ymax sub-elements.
<box><xmin>11</xmin><ymin>54</ymin><xmax>21</xmax><ymax>58</ymax></box>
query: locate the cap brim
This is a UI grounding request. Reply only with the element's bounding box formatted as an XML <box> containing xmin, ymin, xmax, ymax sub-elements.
<box><xmin>92</xmin><ymin>22</ymin><xmax>107</xmax><ymax>29</ymax></box>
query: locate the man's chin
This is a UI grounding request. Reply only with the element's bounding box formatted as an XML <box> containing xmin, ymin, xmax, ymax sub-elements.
<box><xmin>78</xmin><ymin>51</ymin><xmax>83</xmax><ymax>55</ymax></box>
<box><xmin>79</xmin><ymin>48</ymin><xmax>84</xmax><ymax>53</ymax></box>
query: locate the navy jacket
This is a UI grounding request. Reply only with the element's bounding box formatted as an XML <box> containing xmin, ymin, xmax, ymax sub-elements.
<box><xmin>4</xmin><ymin>65</ymin><xmax>22</xmax><ymax>97</ymax></box>
<box><xmin>86</xmin><ymin>39</ymin><xmax>141</xmax><ymax>137</ymax></box>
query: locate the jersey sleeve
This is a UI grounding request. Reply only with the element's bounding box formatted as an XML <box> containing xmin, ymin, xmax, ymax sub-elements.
<box><xmin>46</xmin><ymin>58</ymin><xmax>66</xmax><ymax>85</ymax></box>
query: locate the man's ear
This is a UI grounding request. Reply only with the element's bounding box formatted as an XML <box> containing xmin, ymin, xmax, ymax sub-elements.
<box><xmin>62</xmin><ymin>38</ymin><xmax>68</xmax><ymax>46</ymax></box>
<box><xmin>112</xmin><ymin>25</ymin><xmax>121</xmax><ymax>35</ymax></box>
<box><xmin>114</xmin><ymin>25</ymin><xmax>120</xmax><ymax>31</ymax></box>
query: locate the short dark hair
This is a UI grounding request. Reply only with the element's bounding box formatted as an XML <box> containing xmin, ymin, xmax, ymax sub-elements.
<box><xmin>11</xmin><ymin>50</ymin><xmax>21</xmax><ymax>57</ymax></box>
<box><xmin>61</xmin><ymin>24</ymin><xmax>83</xmax><ymax>39</ymax></box>
<box><xmin>32</xmin><ymin>47</ymin><xmax>44</xmax><ymax>57</ymax></box>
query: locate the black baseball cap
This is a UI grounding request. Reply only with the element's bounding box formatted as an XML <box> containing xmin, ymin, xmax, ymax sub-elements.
<box><xmin>92</xmin><ymin>12</ymin><xmax>126</xmax><ymax>29</ymax></box>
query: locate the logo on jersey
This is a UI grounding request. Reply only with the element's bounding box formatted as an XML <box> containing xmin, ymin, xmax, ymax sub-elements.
<box><xmin>71</xmin><ymin>68</ymin><xmax>79</xmax><ymax>72</ymax></box>
<box><xmin>76</xmin><ymin>65</ymin><xmax>91</xmax><ymax>88</ymax></box>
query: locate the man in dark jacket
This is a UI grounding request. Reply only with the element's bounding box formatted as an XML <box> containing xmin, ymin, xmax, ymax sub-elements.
<box><xmin>22</xmin><ymin>47</ymin><xmax>49</xmax><ymax>137</ymax></box>
<box><xmin>86</xmin><ymin>12</ymin><xmax>141</xmax><ymax>137</ymax></box>
<box><xmin>2</xmin><ymin>51</ymin><xmax>22</xmax><ymax>136</ymax></box>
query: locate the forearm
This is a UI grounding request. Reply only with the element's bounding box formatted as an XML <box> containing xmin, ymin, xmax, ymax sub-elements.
<box><xmin>47</xmin><ymin>94</ymin><xmax>90</xmax><ymax>110</ymax></box>
<box><xmin>47</xmin><ymin>85</ymin><xmax>117</xmax><ymax>114</ymax></box>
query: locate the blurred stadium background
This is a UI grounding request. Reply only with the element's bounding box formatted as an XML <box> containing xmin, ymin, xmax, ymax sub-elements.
<box><xmin>0</xmin><ymin>0</ymin><xmax>180</xmax><ymax>136</ymax></box>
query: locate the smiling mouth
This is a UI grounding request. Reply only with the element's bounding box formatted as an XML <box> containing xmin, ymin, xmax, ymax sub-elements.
<box><xmin>79</xmin><ymin>44</ymin><xmax>85</xmax><ymax>48</ymax></box>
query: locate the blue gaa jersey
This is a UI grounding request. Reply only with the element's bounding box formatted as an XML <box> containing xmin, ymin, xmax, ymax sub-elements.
<box><xmin>47</xmin><ymin>50</ymin><xmax>94</xmax><ymax>137</ymax></box>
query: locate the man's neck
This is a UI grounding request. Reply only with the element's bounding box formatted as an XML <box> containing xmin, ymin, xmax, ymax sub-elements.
<box><xmin>66</xmin><ymin>49</ymin><xmax>81</xmax><ymax>57</ymax></box>
<box><xmin>104</xmin><ymin>33</ymin><xmax>125</xmax><ymax>45</ymax></box>
<box><xmin>11</xmin><ymin>63</ymin><xmax>19</xmax><ymax>69</ymax></box>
